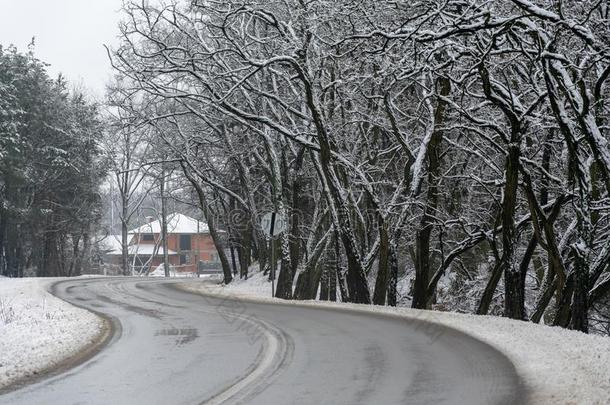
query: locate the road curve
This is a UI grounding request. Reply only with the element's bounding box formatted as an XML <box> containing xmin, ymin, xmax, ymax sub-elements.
<box><xmin>0</xmin><ymin>278</ymin><xmax>525</xmax><ymax>405</ymax></box>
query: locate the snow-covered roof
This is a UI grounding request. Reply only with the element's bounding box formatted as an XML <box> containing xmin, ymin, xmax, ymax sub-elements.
<box><xmin>129</xmin><ymin>213</ymin><xmax>209</xmax><ymax>235</ymax></box>
<box><xmin>98</xmin><ymin>234</ymin><xmax>132</xmax><ymax>255</ymax></box>
<box><xmin>106</xmin><ymin>244</ymin><xmax>177</xmax><ymax>256</ymax></box>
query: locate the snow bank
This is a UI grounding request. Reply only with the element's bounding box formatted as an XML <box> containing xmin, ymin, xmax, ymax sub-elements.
<box><xmin>0</xmin><ymin>278</ymin><xmax>105</xmax><ymax>390</ymax></box>
<box><xmin>218</xmin><ymin>268</ymin><xmax>273</xmax><ymax>297</ymax></box>
<box><xmin>147</xmin><ymin>263</ymin><xmax>199</xmax><ymax>277</ymax></box>
<box><xmin>181</xmin><ymin>273</ymin><xmax>610</xmax><ymax>405</ymax></box>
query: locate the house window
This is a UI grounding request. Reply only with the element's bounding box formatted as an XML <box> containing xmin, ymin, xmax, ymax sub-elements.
<box><xmin>179</xmin><ymin>234</ymin><xmax>191</xmax><ymax>251</ymax></box>
<box><xmin>142</xmin><ymin>234</ymin><xmax>154</xmax><ymax>241</ymax></box>
<box><xmin>180</xmin><ymin>254</ymin><xmax>189</xmax><ymax>265</ymax></box>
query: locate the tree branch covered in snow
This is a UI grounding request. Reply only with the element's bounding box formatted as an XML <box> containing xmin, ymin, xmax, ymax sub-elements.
<box><xmin>107</xmin><ymin>0</ymin><xmax>610</xmax><ymax>335</ymax></box>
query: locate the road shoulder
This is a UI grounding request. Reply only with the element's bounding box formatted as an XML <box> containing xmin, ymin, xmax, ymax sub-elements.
<box><xmin>0</xmin><ymin>278</ymin><xmax>112</xmax><ymax>394</ymax></box>
<box><xmin>178</xmin><ymin>277</ymin><xmax>610</xmax><ymax>405</ymax></box>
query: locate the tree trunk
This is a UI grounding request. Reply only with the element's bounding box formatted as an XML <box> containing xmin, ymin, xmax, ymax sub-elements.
<box><xmin>80</xmin><ymin>231</ymin><xmax>91</xmax><ymax>275</ymax></box>
<box><xmin>305</xmin><ymin>86</ymin><xmax>370</xmax><ymax>303</ymax></box>
<box><xmin>387</xmin><ymin>243</ymin><xmax>398</xmax><ymax>306</ymax></box>
<box><xmin>293</xmin><ymin>233</ymin><xmax>330</xmax><ymax>300</ymax></box>
<box><xmin>319</xmin><ymin>264</ymin><xmax>329</xmax><ymax>301</ymax></box>
<box><xmin>121</xmin><ymin>193</ymin><xmax>129</xmax><ymax>276</ymax></box>
<box><xmin>570</xmin><ymin>248</ymin><xmax>589</xmax><ymax>333</ymax></box>
<box><xmin>240</xmin><ymin>224</ymin><xmax>252</xmax><ymax>279</ymax></box>
<box><xmin>553</xmin><ymin>274</ymin><xmax>574</xmax><ymax>328</ymax></box>
<box><xmin>275</xmin><ymin>201</ymin><xmax>295</xmax><ymax>299</ymax></box>
<box><xmin>477</xmin><ymin>261</ymin><xmax>503</xmax><ymax>315</ymax></box>
<box><xmin>373</xmin><ymin>223</ymin><xmax>389</xmax><ymax>305</ymax></box>
<box><xmin>289</xmin><ymin>148</ymin><xmax>306</xmax><ymax>278</ymax></box>
<box><xmin>531</xmin><ymin>275</ymin><xmax>557</xmax><ymax>324</ymax></box>
<box><xmin>334</xmin><ymin>231</ymin><xmax>349</xmax><ymax>302</ymax></box>
<box><xmin>68</xmin><ymin>234</ymin><xmax>81</xmax><ymax>277</ymax></box>
<box><xmin>329</xmin><ymin>255</ymin><xmax>337</xmax><ymax>302</ymax></box>
<box><xmin>160</xmin><ymin>166</ymin><xmax>170</xmax><ymax>278</ymax></box>
<box><xmin>230</xmin><ymin>243</ymin><xmax>238</xmax><ymax>276</ymax></box>
<box><xmin>0</xmin><ymin>207</ymin><xmax>6</xmax><ymax>276</ymax></box>
<box><xmin>502</xmin><ymin>143</ymin><xmax>525</xmax><ymax>319</ymax></box>
<box><xmin>181</xmin><ymin>163</ymin><xmax>234</xmax><ymax>284</ymax></box>
<box><xmin>412</xmin><ymin>76</ymin><xmax>449</xmax><ymax>309</ymax></box>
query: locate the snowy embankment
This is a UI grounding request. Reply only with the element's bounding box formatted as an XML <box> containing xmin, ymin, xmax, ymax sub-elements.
<box><xmin>182</xmin><ymin>271</ymin><xmax>610</xmax><ymax>405</ymax></box>
<box><xmin>0</xmin><ymin>277</ymin><xmax>106</xmax><ymax>390</ymax></box>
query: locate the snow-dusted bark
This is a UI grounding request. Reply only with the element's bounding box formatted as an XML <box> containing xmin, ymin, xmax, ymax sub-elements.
<box><xmin>106</xmin><ymin>0</ymin><xmax>610</xmax><ymax>335</ymax></box>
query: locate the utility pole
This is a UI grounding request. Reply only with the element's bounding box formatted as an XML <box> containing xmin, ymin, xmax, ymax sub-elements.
<box><xmin>271</xmin><ymin>238</ymin><xmax>275</xmax><ymax>297</ymax></box>
<box><xmin>160</xmin><ymin>164</ymin><xmax>170</xmax><ymax>277</ymax></box>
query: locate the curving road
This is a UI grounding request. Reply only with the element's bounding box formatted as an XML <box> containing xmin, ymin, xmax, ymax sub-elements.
<box><xmin>0</xmin><ymin>278</ymin><xmax>525</xmax><ymax>405</ymax></box>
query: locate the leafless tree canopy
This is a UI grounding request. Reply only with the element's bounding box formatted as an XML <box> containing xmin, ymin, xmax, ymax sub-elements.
<box><xmin>106</xmin><ymin>0</ymin><xmax>610</xmax><ymax>335</ymax></box>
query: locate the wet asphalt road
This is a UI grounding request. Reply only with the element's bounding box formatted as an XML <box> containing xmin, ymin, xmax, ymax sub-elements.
<box><xmin>0</xmin><ymin>277</ymin><xmax>524</xmax><ymax>405</ymax></box>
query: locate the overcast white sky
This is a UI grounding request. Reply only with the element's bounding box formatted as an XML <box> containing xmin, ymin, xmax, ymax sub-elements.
<box><xmin>0</xmin><ymin>0</ymin><xmax>124</xmax><ymax>97</ymax></box>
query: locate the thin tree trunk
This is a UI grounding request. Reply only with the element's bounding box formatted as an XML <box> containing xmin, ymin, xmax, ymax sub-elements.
<box><xmin>293</xmin><ymin>232</ymin><xmax>331</xmax><ymax>300</ymax></box>
<box><xmin>69</xmin><ymin>234</ymin><xmax>81</xmax><ymax>277</ymax></box>
<box><xmin>373</xmin><ymin>223</ymin><xmax>389</xmax><ymax>305</ymax></box>
<box><xmin>160</xmin><ymin>166</ymin><xmax>170</xmax><ymax>278</ymax></box>
<box><xmin>121</xmin><ymin>195</ymin><xmax>129</xmax><ymax>276</ymax></box>
<box><xmin>502</xmin><ymin>143</ymin><xmax>525</xmax><ymax>319</ymax></box>
<box><xmin>319</xmin><ymin>264</ymin><xmax>329</xmax><ymax>301</ymax></box>
<box><xmin>570</xmin><ymin>249</ymin><xmax>589</xmax><ymax>332</ymax></box>
<box><xmin>329</xmin><ymin>255</ymin><xmax>337</xmax><ymax>302</ymax></box>
<box><xmin>182</xmin><ymin>163</ymin><xmax>233</xmax><ymax>284</ymax></box>
<box><xmin>477</xmin><ymin>261</ymin><xmax>503</xmax><ymax>315</ymax></box>
<box><xmin>240</xmin><ymin>223</ymin><xmax>252</xmax><ymax>280</ymax></box>
<box><xmin>80</xmin><ymin>231</ymin><xmax>91</xmax><ymax>275</ymax></box>
<box><xmin>531</xmin><ymin>275</ymin><xmax>557</xmax><ymax>324</ymax></box>
<box><xmin>412</xmin><ymin>76</ymin><xmax>450</xmax><ymax>309</ymax></box>
<box><xmin>554</xmin><ymin>274</ymin><xmax>575</xmax><ymax>328</ymax></box>
<box><xmin>0</xmin><ymin>207</ymin><xmax>6</xmax><ymax>276</ymax></box>
<box><xmin>387</xmin><ymin>243</ymin><xmax>398</xmax><ymax>306</ymax></box>
<box><xmin>230</xmin><ymin>243</ymin><xmax>238</xmax><ymax>276</ymax></box>
<box><xmin>334</xmin><ymin>231</ymin><xmax>349</xmax><ymax>302</ymax></box>
<box><xmin>305</xmin><ymin>90</ymin><xmax>370</xmax><ymax>303</ymax></box>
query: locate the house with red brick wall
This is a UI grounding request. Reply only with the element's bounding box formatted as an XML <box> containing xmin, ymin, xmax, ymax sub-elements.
<box><xmin>104</xmin><ymin>213</ymin><xmax>220</xmax><ymax>275</ymax></box>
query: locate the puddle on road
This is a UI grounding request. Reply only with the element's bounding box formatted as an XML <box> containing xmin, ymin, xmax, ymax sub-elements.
<box><xmin>155</xmin><ymin>328</ymin><xmax>199</xmax><ymax>345</ymax></box>
<box><xmin>95</xmin><ymin>294</ymin><xmax>164</xmax><ymax>319</ymax></box>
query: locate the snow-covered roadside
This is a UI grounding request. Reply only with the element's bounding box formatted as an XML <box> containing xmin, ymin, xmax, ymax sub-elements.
<box><xmin>181</xmin><ymin>271</ymin><xmax>610</xmax><ymax>405</ymax></box>
<box><xmin>0</xmin><ymin>278</ymin><xmax>106</xmax><ymax>390</ymax></box>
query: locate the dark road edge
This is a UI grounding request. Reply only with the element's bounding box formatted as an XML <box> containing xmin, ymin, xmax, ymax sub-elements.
<box><xmin>0</xmin><ymin>278</ymin><xmax>119</xmax><ymax>396</ymax></box>
<box><xmin>174</xmin><ymin>281</ymin><xmax>530</xmax><ymax>405</ymax></box>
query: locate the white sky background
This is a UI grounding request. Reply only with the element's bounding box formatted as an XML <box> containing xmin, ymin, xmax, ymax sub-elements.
<box><xmin>0</xmin><ymin>0</ymin><xmax>125</xmax><ymax>97</ymax></box>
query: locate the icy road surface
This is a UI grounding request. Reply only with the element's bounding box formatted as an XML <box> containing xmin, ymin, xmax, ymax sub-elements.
<box><xmin>1</xmin><ymin>278</ymin><xmax>524</xmax><ymax>404</ymax></box>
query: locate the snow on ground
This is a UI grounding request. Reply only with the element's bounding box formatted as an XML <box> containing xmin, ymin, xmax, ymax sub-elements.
<box><xmin>218</xmin><ymin>268</ymin><xmax>274</xmax><ymax>297</ymax></box>
<box><xmin>0</xmin><ymin>278</ymin><xmax>105</xmax><ymax>390</ymax></box>
<box><xmin>182</xmin><ymin>269</ymin><xmax>610</xmax><ymax>405</ymax></box>
<box><xmin>147</xmin><ymin>264</ymin><xmax>199</xmax><ymax>278</ymax></box>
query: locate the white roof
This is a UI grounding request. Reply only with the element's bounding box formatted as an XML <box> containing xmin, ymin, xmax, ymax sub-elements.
<box><xmin>99</xmin><ymin>234</ymin><xmax>132</xmax><ymax>255</ymax></box>
<box><xmin>106</xmin><ymin>244</ymin><xmax>177</xmax><ymax>256</ymax></box>
<box><xmin>129</xmin><ymin>213</ymin><xmax>209</xmax><ymax>235</ymax></box>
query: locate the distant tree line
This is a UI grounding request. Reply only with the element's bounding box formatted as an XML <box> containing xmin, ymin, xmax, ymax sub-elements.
<box><xmin>0</xmin><ymin>45</ymin><xmax>106</xmax><ymax>277</ymax></box>
<box><xmin>107</xmin><ymin>0</ymin><xmax>610</xmax><ymax>335</ymax></box>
